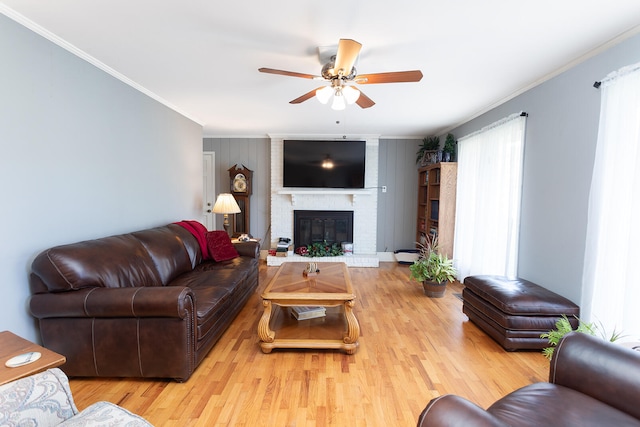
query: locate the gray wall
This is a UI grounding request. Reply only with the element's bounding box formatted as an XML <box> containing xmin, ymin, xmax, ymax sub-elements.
<box><xmin>448</xmin><ymin>33</ymin><xmax>640</xmax><ymax>304</ymax></box>
<box><xmin>377</xmin><ymin>139</ymin><xmax>421</xmax><ymax>251</ymax></box>
<box><xmin>1</xmin><ymin>14</ymin><xmax>203</xmax><ymax>342</ymax></box>
<box><xmin>203</xmin><ymin>137</ymin><xmax>421</xmax><ymax>252</ymax></box>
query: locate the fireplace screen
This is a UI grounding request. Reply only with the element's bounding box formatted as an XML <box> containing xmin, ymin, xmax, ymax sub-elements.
<box><xmin>294</xmin><ymin>210</ymin><xmax>354</xmax><ymax>250</ymax></box>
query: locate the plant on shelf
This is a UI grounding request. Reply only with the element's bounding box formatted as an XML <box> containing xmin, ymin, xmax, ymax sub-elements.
<box><xmin>416</xmin><ymin>136</ymin><xmax>440</xmax><ymax>166</ymax></box>
<box><xmin>409</xmin><ymin>235</ymin><xmax>457</xmax><ymax>297</ymax></box>
<box><xmin>443</xmin><ymin>133</ymin><xmax>456</xmax><ymax>162</ymax></box>
<box><xmin>540</xmin><ymin>315</ymin><xmax>623</xmax><ymax>360</ymax></box>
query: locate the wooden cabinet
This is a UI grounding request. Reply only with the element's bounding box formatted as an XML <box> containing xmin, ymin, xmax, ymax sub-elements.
<box><xmin>417</xmin><ymin>162</ymin><xmax>457</xmax><ymax>258</ymax></box>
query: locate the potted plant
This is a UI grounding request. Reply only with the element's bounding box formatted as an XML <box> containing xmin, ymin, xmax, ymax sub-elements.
<box><xmin>409</xmin><ymin>236</ymin><xmax>457</xmax><ymax>297</ymax></box>
<box><xmin>540</xmin><ymin>315</ymin><xmax>623</xmax><ymax>359</ymax></box>
<box><xmin>443</xmin><ymin>133</ymin><xmax>456</xmax><ymax>162</ymax></box>
<box><xmin>416</xmin><ymin>136</ymin><xmax>440</xmax><ymax>166</ymax></box>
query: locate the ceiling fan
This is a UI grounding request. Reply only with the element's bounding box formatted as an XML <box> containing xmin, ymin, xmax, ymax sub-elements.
<box><xmin>258</xmin><ymin>39</ymin><xmax>423</xmax><ymax>110</ymax></box>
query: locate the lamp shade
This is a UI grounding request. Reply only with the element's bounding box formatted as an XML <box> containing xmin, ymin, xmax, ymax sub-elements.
<box><xmin>316</xmin><ymin>86</ymin><xmax>333</xmax><ymax>104</ymax></box>
<box><xmin>212</xmin><ymin>193</ymin><xmax>241</xmax><ymax>214</ymax></box>
<box><xmin>331</xmin><ymin>91</ymin><xmax>346</xmax><ymax>110</ymax></box>
<box><xmin>342</xmin><ymin>85</ymin><xmax>360</xmax><ymax>104</ymax></box>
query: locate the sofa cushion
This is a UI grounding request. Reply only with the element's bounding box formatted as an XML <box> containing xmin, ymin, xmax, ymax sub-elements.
<box><xmin>185</xmin><ymin>266</ymin><xmax>248</xmax><ymax>311</ymax></box>
<box><xmin>174</xmin><ymin>220</ymin><xmax>210</xmax><ymax>260</ymax></box>
<box><xmin>132</xmin><ymin>226</ymin><xmax>194</xmax><ymax>285</ymax></box>
<box><xmin>172</xmin><ymin>257</ymin><xmax>256</xmax><ymax>340</ymax></box>
<box><xmin>31</xmin><ymin>235</ymin><xmax>162</xmax><ymax>292</ymax></box>
<box><xmin>167</xmin><ymin>224</ymin><xmax>203</xmax><ymax>268</ymax></box>
<box><xmin>206</xmin><ymin>231</ymin><xmax>239</xmax><ymax>262</ymax></box>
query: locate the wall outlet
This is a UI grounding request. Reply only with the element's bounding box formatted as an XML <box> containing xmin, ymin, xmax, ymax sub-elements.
<box><xmin>381</xmin><ymin>186</ymin><xmax>387</xmax><ymax>193</ymax></box>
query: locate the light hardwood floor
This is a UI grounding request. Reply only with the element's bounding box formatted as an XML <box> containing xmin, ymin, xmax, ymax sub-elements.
<box><xmin>69</xmin><ymin>261</ymin><xmax>549</xmax><ymax>426</ymax></box>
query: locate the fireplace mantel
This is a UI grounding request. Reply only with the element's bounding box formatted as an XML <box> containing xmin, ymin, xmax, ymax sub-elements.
<box><xmin>276</xmin><ymin>189</ymin><xmax>373</xmax><ymax>206</ymax></box>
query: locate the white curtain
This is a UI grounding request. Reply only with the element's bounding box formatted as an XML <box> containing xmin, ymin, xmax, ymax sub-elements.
<box><xmin>453</xmin><ymin>113</ymin><xmax>527</xmax><ymax>280</ymax></box>
<box><xmin>581</xmin><ymin>62</ymin><xmax>640</xmax><ymax>340</ymax></box>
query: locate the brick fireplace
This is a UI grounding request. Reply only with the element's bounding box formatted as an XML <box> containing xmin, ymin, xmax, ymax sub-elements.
<box><xmin>268</xmin><ymin>134</ymin><xmax>379</xmax><ymax>267</ymax></box>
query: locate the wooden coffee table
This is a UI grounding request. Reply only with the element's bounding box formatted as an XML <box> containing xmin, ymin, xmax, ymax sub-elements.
<box><xmin>258</xmin><ymin>262</ymin><xmax>360</xmax><ymax>354</ymax></box>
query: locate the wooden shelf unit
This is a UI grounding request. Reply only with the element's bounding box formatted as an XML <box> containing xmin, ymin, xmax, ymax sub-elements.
<box><xmin>416</xmin><ymin>162</ymin><xmax>458</xmax><ymax>258</ymax></box>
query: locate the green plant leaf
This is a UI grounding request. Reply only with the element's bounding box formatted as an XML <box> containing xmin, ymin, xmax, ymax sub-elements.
<box><xmin>540</xmin><ymin>315</ymin><xmax>599</xmax><ymax>359</ymax></box>
<box><xmin>305</xmin><ymin>241</ymin><xmax>344</xmax><ymax>257</ymax></box>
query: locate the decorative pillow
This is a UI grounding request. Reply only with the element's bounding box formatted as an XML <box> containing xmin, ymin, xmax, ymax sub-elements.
<box><xmin>206</xmin><ymin>231</ymin><xmax>239</xmax><ymax>262</ymax></box>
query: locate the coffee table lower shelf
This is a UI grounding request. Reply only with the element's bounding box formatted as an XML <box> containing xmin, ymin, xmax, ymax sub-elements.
<box><xmin>259</xmin><ymin>305</ymin><xmax>359</xmax><ymax>354</ymax></box>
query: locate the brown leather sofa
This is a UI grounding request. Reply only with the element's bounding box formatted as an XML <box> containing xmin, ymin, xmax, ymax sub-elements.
<box><xmin>29</xmin><ymin>223</ymin><xmax>259</xmax><ymax>382</ymax></box>
<box><xmin>417</xmin><ymin>332</ymin><xmax>640</xmax><ymax>426</ymax></box>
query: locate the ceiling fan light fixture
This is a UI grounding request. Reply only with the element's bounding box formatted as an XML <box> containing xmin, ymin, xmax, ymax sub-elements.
<box><xmin>331</xmin><ymin>90</ymin><xmax>346</xmax><ymax>110</ymax></box>
<box><xmin>342</xmin><ymin>85</ymin><xmax>360</xmax><ymax>104</ymax></box>
<box><xmin>316</xmin><ymin>86</ymin><xmax>333</xmax><ymax>104</ymax></box>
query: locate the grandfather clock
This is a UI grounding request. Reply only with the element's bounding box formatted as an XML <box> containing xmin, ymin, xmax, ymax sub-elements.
<box><xmin>228</xmin><ymin>164</ymin><xmax>252</xmax><ymax>237</ymax></box>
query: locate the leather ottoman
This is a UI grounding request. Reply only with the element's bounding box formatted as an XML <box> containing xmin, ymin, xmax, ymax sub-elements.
<box><xmin>462</xmin><ymin>275</ymin><xmax>580</xmax><ymax>350</ymax></box>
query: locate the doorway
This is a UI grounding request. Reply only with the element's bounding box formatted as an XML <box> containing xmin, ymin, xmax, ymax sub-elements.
<box><xmin>202</xmin><ymin>152</ymin><xmax>215</xmax><ymax>230</ymax></box>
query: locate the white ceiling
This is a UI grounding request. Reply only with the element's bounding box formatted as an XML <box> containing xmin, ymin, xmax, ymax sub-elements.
<box><xmin>3</xmin><ymin>1</ymin><xmax>640</xmax><ymax>138</ymax></box>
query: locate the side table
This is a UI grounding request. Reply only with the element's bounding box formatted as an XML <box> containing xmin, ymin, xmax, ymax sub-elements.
<box><xmin>0</xmin><ymin>330</ymin><xmax>66</xmax><ymax>385</ymax></box>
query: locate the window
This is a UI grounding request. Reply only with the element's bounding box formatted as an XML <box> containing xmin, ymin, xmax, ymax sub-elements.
<box><xmin>453</xmin><ymin>113</ymin><xmax>527</xmax><ymax>279</ymax></box>
<box><xmin>581</xmin><ymin>62</ymin><xmax>640</xmax><ymax>340</ymax></box>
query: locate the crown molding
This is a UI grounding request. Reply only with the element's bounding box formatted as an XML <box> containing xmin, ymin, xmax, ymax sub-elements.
<box><xmin>0</xmin><ymin>4</ymin><xmax>203</xmax><ymax>126</ymax></box>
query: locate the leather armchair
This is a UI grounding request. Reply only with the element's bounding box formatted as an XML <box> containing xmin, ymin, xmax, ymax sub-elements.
<box><xmin>418</xmin><ymin>332</ymin><xmax>640</xmax><ymax>426</ymax></box>
<box><xmin>0</xmin><ymin>368</ymin><xmax>153</xmax><ymax>426</ymax></box>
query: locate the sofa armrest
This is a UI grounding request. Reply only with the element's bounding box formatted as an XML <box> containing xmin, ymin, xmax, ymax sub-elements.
<box><xmin>233</xmin><ymin>241</ymin><xmax>260</xmax><ymax>258</ymax></box>
<box><xmin>60</xmin><ymin>401</ymin><xmax>154</xmax><ymax>426</ymax></box>
<box><xmin>30</xmin><ymin>286</ymin><xmax>195</xmax><ymax>319</ymax></box>
<box><xmin>0</xmin><ymin>368</ymin><xmax>78</xmax><ymax>426</ymax></box>
<box><xmin>417</xmin><ymin>395</ymin><xmax>510</xmax><ymax>427</ymax></box>
<box><xmin>550</xmin><ymin>332</ymin><xmax>640</xmax><ymax>419</ymax></box>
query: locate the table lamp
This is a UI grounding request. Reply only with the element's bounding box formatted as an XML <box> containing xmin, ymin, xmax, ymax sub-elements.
<box><xmin>212</xmin><ymin>193</ymin><xmax>241</xmax><ymax>236</ymax></box>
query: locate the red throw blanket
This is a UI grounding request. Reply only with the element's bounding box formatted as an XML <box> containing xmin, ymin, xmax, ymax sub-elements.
<box><xmin>174</xmin><ymin>220</ymin><xmax>210</xmax><ymax>260</ymax></box>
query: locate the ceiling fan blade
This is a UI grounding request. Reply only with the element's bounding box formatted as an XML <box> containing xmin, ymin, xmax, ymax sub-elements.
<box><xmin>258</xmin><ymin>67</ymin><xmax>319</xmax><ymax>80</ymax></box>
<box><xmin>333</xmin><ymin>39</ymin><xmax>362</xmax><ymax>77</ymax></box>
<box><xmin>355</xmin><ymin>70</ymin><xmax>423</xmax><ymax>84</ymax></box>
<box><xmin>355</xmin><ymin>89</ymin><xmax>375</xmax><ymax>109</ymax></box>
<box><xmin>289</xmin><ymin>87</ymin><xmax>326</xmax><ymax>104</ymax></box>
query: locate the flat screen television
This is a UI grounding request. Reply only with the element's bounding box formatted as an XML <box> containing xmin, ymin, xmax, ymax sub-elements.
<box><xmin>283</xmin><ymin>140</ymin><xmax>366</xmax><ymax>189</ymax></box>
